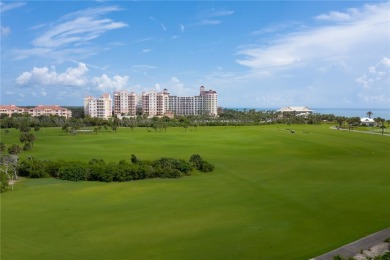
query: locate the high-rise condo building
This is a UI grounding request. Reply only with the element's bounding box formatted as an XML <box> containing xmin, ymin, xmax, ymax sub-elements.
<box><xmin>84</xmin><ymin>94</ymin><xmax>112</xmax><ymax>119</ymax></box>
<box><xmin>138</xmin><ymin>86</ymin><xmax>217</xmax><ymax>117</ymax></box>
<box><xmin>113</xmin><ymin>90</ymin><xmax>137</xmax><ymax>116</ymax></box>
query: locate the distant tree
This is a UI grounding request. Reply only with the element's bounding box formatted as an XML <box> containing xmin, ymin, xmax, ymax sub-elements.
<box><xmin>366</xmin><ymin>111</ymin><xmax>373</xmax><ymax>118</ymax></box>
<box><xmin>131</xmin><ymin>154</ymin><xmax>139</xmax><ymax>164</ymax></box>
<box><xmin>183</xmin><ymin>123</ymin><xmax>189</xmax><ymax>132</ymax></box>
<box><xmin>129</xmin><ymin>119</ymin><xmax>136</xmax><ymax>132</ymax></box>
<box><xmin>20</xmin><ymin>132</ymin><xmax>36</xmax><ymax>147</ymax></box>
<box><xmin>34</xmin><ymin>126</ymin><xmax>40</xmax><ymax>132</ymax></box>
<box><xmin>19</xmin><ymin>124</ymin><xmax>31</xmax><ymax>133</ymax></box>
<box><xmin>374</xmin><ymin>117</ymin><xmax>385</xmax><ymax>127</ymax></box>
<box><xmin>346</xmin><ymin>117</ymin><xmax>360</xmax><ymax>126</ymax></box>
<box><xmin>0</xmin><ymin>154</ymin><xmax>19</xmax><ymax>190</ymax></box>
<box><xmin>335</xmin><ymin>117</ymin><xmax>345</xmax><ymax>127</ymax></box>
<box><xmin>0</xmin><ymin>142</ymin><xmax>6</xmax><ymax>154</ymax></box>
<box><xmin>8</xmin><ymin>144</ymin><xmax>21</xmax><ymax>155</ymax></box>
<box><xmin>380</xmin><ymin>125</ymin><xmax>386</xmax><ymax>135</ymax></box>
<box><xmin>23</xmin><ymin>143</ymin><xmax>32</xmax><ymax>151</ymax></box>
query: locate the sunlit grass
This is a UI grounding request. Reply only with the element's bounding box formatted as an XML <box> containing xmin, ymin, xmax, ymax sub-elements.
<box><xmin>1</xmin><ymin>125</ymin><xmax>389</xmax><ymax>259</ymax></box>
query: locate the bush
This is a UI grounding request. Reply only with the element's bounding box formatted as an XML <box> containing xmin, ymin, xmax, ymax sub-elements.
<box><xmin>199</xmin><ymin>161</ymin><xmax>215</xmax><ymax>173</ymax></box>
<box><xmin>15</xmin><ymin>154</ymin><xmax>214</xmax><ymax>182</ymax></box>
<box><xmin>189</xmin><ymin>154</ymin><xmax>215</xmax><ymax>173</ymax></box>
<box><xmin>58</xmin><ymin>163</ymin><xmax>88</xmax><ymax>181</ymax></box>
<box><xmin>153</xmin><ymin>157</ymin><xmax>193</xmax><ymax>176</ymax></box>
<box><xmin>8</xmin><ymin>144</ymin><xmax>21</xmax><ymax>155</ymax></box>
<box><xmin>0</xmin><ymin>172</ymin><xmax>9</xmax><ymax>193</ymax></box>
<box><xmin>189</xmin><ymin>154</ymin><xmax>203</xmax><ymax>168</ymax></box>
<box><xmin>23</xmin><ymin>143</ymin><xmax>32</xmax><ymax>151</ymax></box>
<box><xmin>19</xmin><ymin>158</ymin><xmax>50</xmax><ymax>178</ymax></box>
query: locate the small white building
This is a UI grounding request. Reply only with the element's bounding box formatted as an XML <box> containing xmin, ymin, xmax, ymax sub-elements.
<box><xmin>277</xmin><ymin>106</ymin><xmax>313</xmax><ymax>118</ymax></box>
<box><xmin>360</xmin><ymin>117</ymin><xmax>376</xmax><ymax>126</ymax></box>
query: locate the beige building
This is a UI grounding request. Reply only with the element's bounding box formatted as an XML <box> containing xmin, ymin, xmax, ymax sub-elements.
<box><xmin>0</xmin><ymin>105</ymin><xmax>71</xmax><ymax>118</ymax></box>
<box><xmin>28</xmin><ymin>105</ymin><xmax>72</xmax><ymax>118</ymax></box>
<box><xmin>0</xmin><ymin>105</ymin><xmax>27</xmax><ymax>117</ymax></box>
<box><xmin>142</xmin><ymin>89</ymin><xmax>169</xmax><ymax>117</ymax></box>
<box><xmin>138</xmin><ymin>86</ymin><xmax>218</xmax><ymax>117</ymax></box>
<box><xmin>113</xmin><ymin>90</ymin><xmax>137</xmax><ymax>116</ymax></box>
<box><xmin>84</xmin><ymin>94</ymin><xmax>112</xmax><ymax>119</ymax></box>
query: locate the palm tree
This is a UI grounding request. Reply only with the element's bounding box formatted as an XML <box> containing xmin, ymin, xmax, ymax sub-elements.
<box><xmin>366</xmin><ymin>111</ymin><xmax>373</xmax><ymax>118</ymax></box>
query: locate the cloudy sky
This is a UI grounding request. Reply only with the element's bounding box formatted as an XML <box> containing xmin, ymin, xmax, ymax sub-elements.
<box><xmin>1</xmin><ymin>1</ymin><xmax>389</xmax><ymax>108</ymax></box>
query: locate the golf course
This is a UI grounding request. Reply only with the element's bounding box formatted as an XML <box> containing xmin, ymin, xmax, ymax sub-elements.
<box><xmin>1</xmin><ymin>124</ymin><xmax>389</xmax><ymax>259</ymax></box>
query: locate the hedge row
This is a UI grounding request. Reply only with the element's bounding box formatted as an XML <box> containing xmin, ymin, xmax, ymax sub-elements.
<box><xmin>18</xmin><ymin>154</ymin><xmax>214</xmax><ymax>182</ymax></box>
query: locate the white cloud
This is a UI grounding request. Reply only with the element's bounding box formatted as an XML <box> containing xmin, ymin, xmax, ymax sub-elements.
<box><xmin>134</xmin><ymin>37</ymin><xmax>154</xmax><ymax>44</ymax></box>
<box><xmin>92</xmin><ymin>74</ymin><xmax>129</xmax><ymax>91</ymax></box>
<box><xmin>150</xmin><ymin>16</ymin><xmax>167</xmax><ymax>31</ymax></box>
<box><xmin>211</xmin><ymin>10</ymin><xmax>234</xmax><ymax>17</ymax></box>
<box><xmin>131</xmin><ymin>65</ymin><xmax>157</xmax><ymax>70</ymax></box>
<box><xmin>1</xmin><ymin>26</ymin><xmax>11</xmax><ymax>37</ymax></box>
<box><xmin>16</xmin><ymin>63</ymin><xmax>89</xmax><ymax>86</ymax></box>
<box><xmin>179</xmin><ymin>24</ymin><xmax>185</xmax><ymax>33</ymax></box>
<box><xmin>16</xmin><ymin>62</ymin><xmax>131</xmax><ymax>93</ymax></box>
<box><xmin>381</xmin><ymin>57</ymin><xmax>390</xmax><ymax>67</ymax></box>
<box><xmin>356</xmin><ymin>57</ymin><xmax>390</xmax><ymax>89</ymax></box>
<box><xmin>315</xmin><ymin>11</ymin><xmax>354</xmax><ymax>22</ymax></box>
<box><xmin>15</xmin><ymin>6</ymin><xmax>127</xmax><ymax>61</ymax></box>
<box><xmin>0</xmin><ymin>2</ymin><xmax>26</xmax><ymax>13</ymax></box>
<box><xmin>194</xmin><ymin>8</ymin><xmax>234</xmax><ymax>26</ymax></box>
<box><xmin>253</xmin><ymin>21</ymin><xmax>305</xmax><ymax>35</ymax></box>
<box><xmin>167</xmin><ymin>77</ymin><xmax>193</xmax><ymax>96</ymax></box>
<box><xmin>236</xmin><ymin>2</ymin><xmax>389</xmax><ymax>72</ymax></box>
<box><xmin>198</xmin><ymin>19</ymin><xmax>221</xmax><ymax>25</ymax></box>
<box><xmin>142</xmin><ymin>49</ymin><xmax>151</xmax><ymax>54</ymax></box>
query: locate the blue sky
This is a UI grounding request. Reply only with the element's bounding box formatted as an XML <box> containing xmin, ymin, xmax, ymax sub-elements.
<box><xmin>1</xmin><ymin>1</ymin><xmax>389</xmax><ymax>108</ymax></box>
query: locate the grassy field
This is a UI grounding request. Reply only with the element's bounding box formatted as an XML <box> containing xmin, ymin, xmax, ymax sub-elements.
<box><xmin>1</xmin><ymin>125</ymin><xmax>389</xmax><ymax>259</ymax></box>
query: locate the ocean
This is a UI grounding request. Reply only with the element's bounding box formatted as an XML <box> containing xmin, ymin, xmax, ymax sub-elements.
<box><xmin>229</xmin><ymin>108</ymin><xmax>390</xmax><ymax>119</ymax></box>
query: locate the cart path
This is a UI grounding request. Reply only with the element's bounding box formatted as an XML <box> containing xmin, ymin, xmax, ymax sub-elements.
<box><xmin>330</xmin><ymin>126</ymin><xmax>390</xmax><ymax>136</ymax></box>
<box><xmin>312</xmin><ymin>228</ymin><xmax>390</xmax><ymax>260</ymax></box>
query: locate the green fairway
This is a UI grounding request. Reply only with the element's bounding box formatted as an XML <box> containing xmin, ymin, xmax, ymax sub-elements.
<box><xmin>1</xmin><ymin>125</ymin><xmax>389</xmax><ymax>259</ymax></box>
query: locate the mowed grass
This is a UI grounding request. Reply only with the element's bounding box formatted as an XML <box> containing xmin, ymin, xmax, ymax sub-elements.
<box><xmin>1</xmin><ymin>125</ymin><xmax>389</xmax><ymax>259</ymax></box>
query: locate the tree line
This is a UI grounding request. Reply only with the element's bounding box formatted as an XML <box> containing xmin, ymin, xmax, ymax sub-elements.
<box><xmin>1</xmin><ymin>109</ymin><xmax>389</xmax><ymax>131</ymax></box>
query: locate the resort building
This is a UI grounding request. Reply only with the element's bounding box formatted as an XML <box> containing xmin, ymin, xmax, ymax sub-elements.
<box><xmin>84</xmin><ymin>94</ymin><xmax>112</xmax><ymax>119</ymax></box>
<box><xmin>0</xmin><ymin>105</ymin><xmax>27</xmax><ymax>117</ymax></box>
<box><xmin>142</xmin><ymin>89</ymin><xmax>169</xmax><ymax>117</ymax></box>
<box><xmin>28</xmin><ymin>105</ymin><xmax>72</xmax><ymax>118</ymax></box>
<box><xmin>360</xmin><ymin>117</ymin><xmax>376</xmax><ymax>126</ymax></box>
<box><xmin>113</xmin><ymin>90</ymin><xmax>137</xmax><ymax>116</ymax></box>
<box><xmin>0</xmin><ymin>105</ymin><xmax>72</xmax><ymax>118</ymax></box>
<box><xmin>277</xmin><ymin>106</ymin><xmax>313</xmax><ymax>118</ymax></box>
<box><xmin>115</xmin><ymin>86</ymin><xmax>218</xmax><ymax>118</ymax></box>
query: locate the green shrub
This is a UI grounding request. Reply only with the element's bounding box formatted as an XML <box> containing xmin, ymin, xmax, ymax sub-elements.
<box><xmin>58</xmin><ymin>163</ymin><xmax>88</xmax><ymax>181</ymax></box>
<box><xmin>199</xmin><ymin>161</ymin><xmax>215</xmax><ymax>173</ymax></box>
<box><xmin>19</xmin><ymin>158</ymin><xmax>50</xmax><ymax>178</ymax></box>
<box><xmin>0</xmin><ymin>172</ymin><xmax>9</xmax><ymax>193</ymax></box>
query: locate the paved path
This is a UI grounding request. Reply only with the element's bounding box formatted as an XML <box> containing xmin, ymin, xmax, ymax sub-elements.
<box><xmin>313</xmin><ymin>228</ymin><xmax>390</xmax><ymax>260</ymax></box>
<box><xmin>330</xmin><ymin>126</ymin><xmax>390</xmax><ymax>136</ymax></box>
